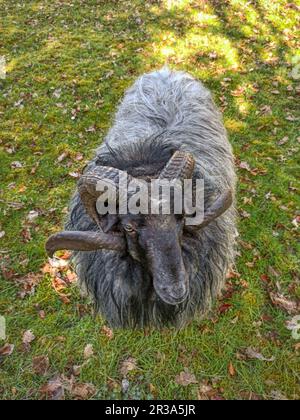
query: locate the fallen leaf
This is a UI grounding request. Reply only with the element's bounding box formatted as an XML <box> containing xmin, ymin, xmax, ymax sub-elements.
<box><xmin>21</xmin><ymin>227</ymin><xmax>32</xmax><ymax>243</ymax></box>
<box><xmin>226</xmin><ymin>270</ymin><xmax>241</xmax><ymax>279</ymax></box>
<box><xmin>0</xmin><ymin>343</ymin><xmax>14</xmax><ymax>357</ymax></box>
<box><xmin>39</xmin><ymin>310</ymin><xmax>46</xmax><ymax>319</ymax></box>
<box><xmin>269</xmin><ymin>390</ymin><xmax>288</xmax><ymax>400</ymax></box>
<box><xmin>65</xmin><ymin>269</ymin><xmax>77</xmax><ymax>284</ymax></box>
<box><xmin>70</xmin><ymin>383</ymin><xmax>96</xmax><ymax>400</ymax></box>
<box><xmin>121</xmin><ymin>378</ymin><xmax>130</xmax><ymax>393</ymax></box>
<box><xmin>260</xmin><ymin>274</ymin><xmax>270</xmax><ymax>283</ymax></box>
<box><xmin>218</xmin><ymin>303</ymin><xmax>233</xmax><ymax>314</ymax></box>
<box><xmin>292</xmin><ymin>215</ymin><xmax>300</xmax><ymax>228</ymax></box>
<box><xmin>68</xmin><ymin>171</ymin><xmax>80</xmax><ymax>179</ymax></box>
<box><xmin>259</xmin><ymin>105</ymin><xmax>272</xmax><ymax>115</ymax></box>
<box><xmin>149</xmin><ymin>383</ymin><xmax>156</xmax><ymax>396</ymax></box>
<box><xmin>47</xmin><ymin>256</ymin><xmax>69</xmax><ymax>270</ymax></box>
<box><xmin>57</xmin><ymin>152</ymin><xmax>69</xmax><ymax>163</ymax></box>
<box><xmin>11</xmin><ymin>161</ymin><xmax>23</xmax><ymax>169</ymax></box>
<box><xmin>244</xmin><ymin>347</ymin><xmax>275</xmax><ymax>362</ymax></box>
<box><xmin>269</xmin><ymin>292</ymin><xmax>298</xmax><ymax>315</ymax></box>
<box><xmin>285</xmin><ymin>3</ymin><xmax>300</xmax><ymax>11</ymax></box>
<box><xmin>197</xmin><ymin>382</ymin><xmax>219</xmax><ymax>400</ymax></box>
<box><xmin>285</xmin><ymin>316</ymin><xmax>300</xmax><ymax>339</ymax></box>
<box><xmin>17</xmin><ymin>273</ymin><xmax>42</xmax><ymax>298</ymax></box>
<box><xmin>75</xmin><ymin>153</ymin><xmax>84</xmax><ymax>161</ymax></box>
<box><xmin>0</xmin><ymin>231</ymin><xmax>5</xmax><ymax>239</ymax></box>
<box><xmin>33</xmin><ymin>356</ymin><xmax>49</xmax><ymax>375</ymax></box>
<box><xmin>228</xmin><ymin>362</ymin><xmax>236</xmax><ymax>377</ymax></box>
<box><xmin>239</xmin><ymin>161</ymin><xmax>252</xmax><ymax>172</ymax></box>
<box><xmin>175</xmin><ymin>370</ymin><xmax>198</xmax><ymax>386</ymax></box>
<box><xmin>27</xmin><ymin>210</ymin><xmax>39</xmax><ymax>222</ymax></box>
<box><xmin>101</xmin><ymin>326</ymin><xmax>114</xmax><ymax>340</ymax></box>
<box><xmin>85</xmin><ymin>125</ymin><xmax>96</xmax><ymax>133</ymax></box>
<box><xmin>52</xmin><ymin>88</ymin><xmax>62</xmax><ymax>99</ymax></box>
<box><xmin>40</xmin><ymin>377</ymin><xmax>64</xmax><ymax>400</ymax></box>
<box><xmin>294</xmin><ymin>343</ymin><xmax>300</xmax><ymax>352</ymax></box>
<box><xmin>120</xmin><ymin>357</ymin><xmax>138</xmax><ymax>377</ymax></box>
<box><xmin>277</xmin><ymin>136</ymin><xmax>289</xmax><ymax>145</ymax></box>
<box><xmin>72</xmin><ymin>365</ymin><xmax>81</xmax><ymax>376</ymax></box>
<box><xmin>83</xmin><ymin>344</ymin><xmax>94</xmax><ymax>360</ymax></box>
<box><xmin>22</xmin><ymin>330</ymin><xmax>35</xmax><ymax>345</ymax></box>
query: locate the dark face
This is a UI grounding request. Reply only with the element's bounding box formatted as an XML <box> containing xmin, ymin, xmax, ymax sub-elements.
<box><xmin>46</xmin><ymin>151</ymin><xmax>233</xmax><ymax>309</ymax></box>
<box><xmin>118</xmin><ymin>213</ymin><xmax>189</xmax><ymax>305</ymax></box>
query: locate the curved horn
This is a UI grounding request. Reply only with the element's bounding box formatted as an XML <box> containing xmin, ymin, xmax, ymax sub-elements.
<box><xmin>77</xmin><ymin>166</ymin><xmax>132</xmax><ymax>229</ymax></box>
<box><xmin>46</xmin><ymin>230</ymin><xmax>126</xmax><ymax>258</ymax></box>
<box><xmin>159</xmin><ymin>151</ymin><xmax>195</xmax><ymax>181</ymax></box>
<box><xmin>185</xmin><ymin>189</ymin><xmax>233</xmax><ymax>232</ymax></box>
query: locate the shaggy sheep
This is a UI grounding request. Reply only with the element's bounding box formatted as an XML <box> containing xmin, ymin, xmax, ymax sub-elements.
<box><xmin>46</xmin><ymin>68</ymin><xmax>237</xmax><ymax>328</ymax></box>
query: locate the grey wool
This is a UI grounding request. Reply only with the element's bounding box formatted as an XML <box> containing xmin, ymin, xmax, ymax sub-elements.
<box><xmin>65</xmin><ymin>68</ymin><xmax>237</xmax><ymax>328</ymax></box>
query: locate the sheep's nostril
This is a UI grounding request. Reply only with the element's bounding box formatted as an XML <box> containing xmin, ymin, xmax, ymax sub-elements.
<box><xmin>170</xmin><ymin>285</ymin><xmax>188</xmax><ymax>300</ymax></box>
<box><xmin>157</xmin><ymin>282</ymin><xmax>188</xmax><ymax>305</ymax></box>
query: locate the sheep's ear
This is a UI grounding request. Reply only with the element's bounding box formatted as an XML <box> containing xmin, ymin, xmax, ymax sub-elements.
<box><xmin>185</xmin><ymin>189</ymin><xmax>233</xmax><ymax>232</ymax></box>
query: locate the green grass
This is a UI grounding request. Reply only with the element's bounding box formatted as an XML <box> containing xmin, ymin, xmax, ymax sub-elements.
<box><xmin>0</xmin><ymin>0</ymin><xmax>299</xmax><ymax>400</ymax></box>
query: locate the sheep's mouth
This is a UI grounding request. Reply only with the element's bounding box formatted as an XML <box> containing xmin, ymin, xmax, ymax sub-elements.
<box><xmin>156</xmin><ymin>289</ymin><xmax>189</xmax><ymax>306</ymax></box>
<box><xmin>153</xmin><ymin>276</ymin><xmax>189</xmax><ymax>306</ymax></box>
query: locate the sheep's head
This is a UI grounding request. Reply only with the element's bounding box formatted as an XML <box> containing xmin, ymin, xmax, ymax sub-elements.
<box><xmin>46</xmin><ymin>151</ymin><xmax>232</xmax><ymax>306</ymax></box>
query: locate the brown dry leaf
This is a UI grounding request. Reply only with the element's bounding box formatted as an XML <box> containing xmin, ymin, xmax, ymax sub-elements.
<box><xmin>57</xmin><ymin>152</ymin><xmax>69</xmax><ymax>163</ymax></box>
<box><xmin>175</xmin><ymin>370</ymin><xmax>198</xmax><ymax>386</ymax></box>
<box><xmin>33</xmin><ymin>356</ymin><xmax>49</xmax><ymax>375</ymax></box>
<box><xmin>40</xmin><ymin>377</ymin><xmax>64</xmax><ymax>400</ymax></box>
<box><xmin>294</xmin><ymin>343</ymin><xmax>300</xmax><ymax>352</ymax></box>
<box><xmin>27</xmin><ymin>210</ymin><xmax>39</xmax><ymax>222</ymax></box>
<box><xmin>70</xmin><ymin>383</ymin><xmax>96</xmax><ymax>400</ymax></box>
<box><xmin>197</xmin><ymin>382</ymin><xmax>216</xmax><ymax>400</ymax></box>
<box><xmin>149</xmin><ymin>383</ymin><xmax>156</xmax><ymax>396</ymax></box>
<box><xmin>259</xmin><ymin>105</ymin><xmax>272</xmax><ymax>115</ymax></box>
<box><xmin>72</xmin><ymin>365</ymin><xmax>81</xmax><ymax>376</ymax></box>
<box><xmin>269</xmin><ymin>390</ymin><xmax>289</xmax><ymax>400</ymax></box>
<box><xmin>22</xmin><ymin>330</ymin><xmax>35</xmax><ymax>345</ymax></box>
<box><xmin>51</xmin><ymin>276</ymin><xmax>71</xmax><ymax>304</ymax></box>
<box><xmin>101</xmin><ymin>325</ymin><xmax>114</xmax><ymax>340</ymax></box>
<box><xmin>0</xmin><ymin>343</ymin><xmax>15</xmax><ymax>357</ymax></box>
<box><xmin>52</xmin><ymin>276</ymin><xmax>68</xmax><ymax>293</ymax></box>
<box><xmin>238</xmin><ymin>240</ymin><xmax>253</xmax><ymax>250</ymax></box>
<box><xmin>120</xmin><ymin>357</ymin><xmax>138</xmax><ymax>377</ymax></box>
<box><xmin>83</xmin><ymin>344</ymin><xmax>94</xmax><ymax>360</ymax></box>
<box><xmin>48</xmin><ymin>256</ymin><xmax>70</xmax><ymax>269</ymax></box>
<box><xmin>269</xmin><ymin>291</ymin><xmax>298</xmax><ymax>315</ymax></box>
<box><xmin>244</xmin><ymin>347</ymin><xmax>275</xmax><ymax>362</ymax></box>
<box><xmin>39</xmin><ymin>310</ymin><xmax>46</xmax><ymax>319</ymax></box>
<box><xmin>239</xmin><ymin>161</ymin><xmax>252</xmax><ymax>172</ymax></box>
<box><xmin>16</xmin><ymin>272</ymin><xmax>42</xmax><ymax>299</ymax></box>
<box><xmin>65</xmin><ymin>269</ymin><xmax>77</xmax><ymax>284</ymax></box>
<box><xmin>69</xmin><ymin>171</ymin><xmax>80</xmax><ymax>179</ymax></box>
<box><xmin>21</xmin><ymin>227</ymin><xmax>32</xmax><ymax>243</ymax></box>
<box><xmin>74</xmin><ymin>152</ymin><xmax>84</xmax><ymax>161</ymax></box>
<box><xmin>107</xmin><ymin>378</ymin><xmax>120</xmax><ymax>392</ymax></box>
<box><xmin>11</xmin><ymin>161</ymin><xmax>23</xmax><ymax>169</ymax></box>
<box><xmin>277</xmin><ymin>136</ymin><xmax>289</xmax><ymax>146</ymax></box>
<box><xmin>228</xmin><ymin>362</ymin><xmax>236</xmax><ymax>377</ymax></box>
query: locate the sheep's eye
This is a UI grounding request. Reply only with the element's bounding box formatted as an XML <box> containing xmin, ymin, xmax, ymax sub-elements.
<box><xmin>124</xmin><ymin>224</ymin><xmax>135</xmax><ymax>233</ymax></box>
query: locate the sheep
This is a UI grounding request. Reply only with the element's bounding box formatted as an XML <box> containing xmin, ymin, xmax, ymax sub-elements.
<box><xmin>46</xmin><ymin>67</ymin><xmax>237</xmax><ymax>328</ymax></box>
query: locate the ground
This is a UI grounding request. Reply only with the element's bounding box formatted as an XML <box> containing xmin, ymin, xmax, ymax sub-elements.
<box><xmin>0</xmin><ymin>0</ymin><xmax>299</xmax><ymax>400</ymax></box>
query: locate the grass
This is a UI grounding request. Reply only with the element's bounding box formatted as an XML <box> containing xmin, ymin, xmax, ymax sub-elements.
<box><xmin>0</xmin><ymin>0</ymin><xmax>299</xmax><ymax>400</ymax></box>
